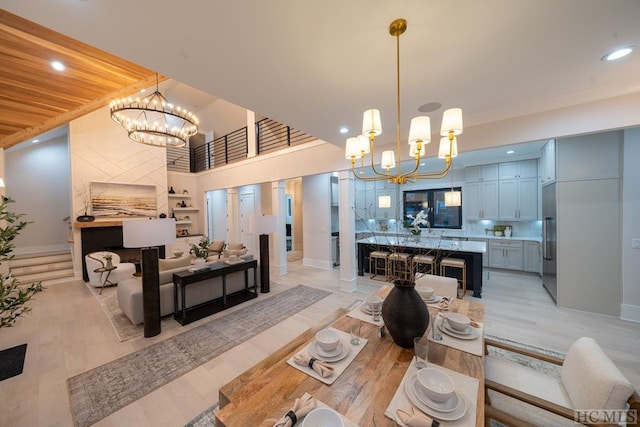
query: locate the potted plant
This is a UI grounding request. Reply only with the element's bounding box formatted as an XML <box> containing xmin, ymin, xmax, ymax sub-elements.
<box><xmin>75</xmin><ymin>182</ymin><xmax>94</xmax><ymax>222</ymax></box>
<box><xmin>189</xmin><ymin>236</ymin><xmax>210</xmax><ymax>268</ymax></box>
<box><xmin>406</xmin><ymin>210</ymin><xmax>429</xmax><ymax>240</ymax></box>
<box><xmin>493</xmin><ymin>225</ymin><xmax>506</xmax><ymax>236</ymax></box>
<box><xmin>0</xmin><ymin>197</ymin><xmax>44</xmax><ymax>328</ymax></box>
<box><xmin>102</xmin><ymin>252</ymin><xmax>113</xmax><ymax>268</ymax></box>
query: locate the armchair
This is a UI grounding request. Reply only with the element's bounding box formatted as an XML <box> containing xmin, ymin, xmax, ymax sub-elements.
<box><xmin>85</xmin><ymin>251</ymin><xmax>136</xmax><ymax>289</ymax></box>
<box><xmin>224</xmin><ymin>242</ymin><xmax>247</xmax><ymax>258</ymax></box>
<box><xmin>484</xmin><ymin>337</ymin><xmax>639</xmax><ymax>426</ymax></box>
<box><xmin>206</xmin><ymin>240</ymin><xmax>226</xmax><ymax>260</ymax></box>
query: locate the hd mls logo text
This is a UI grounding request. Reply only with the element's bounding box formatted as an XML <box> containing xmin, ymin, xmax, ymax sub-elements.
<box><xmin>574</xmin><ymin>409</ymin><xmax>637</xmax><ymax>424</ymax></box>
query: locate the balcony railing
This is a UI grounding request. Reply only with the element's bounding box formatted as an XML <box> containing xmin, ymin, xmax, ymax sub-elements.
<box><xmin>166</xmin><ymin>118</ymin><xmax>316</xmax><ymax>173</ymax></box>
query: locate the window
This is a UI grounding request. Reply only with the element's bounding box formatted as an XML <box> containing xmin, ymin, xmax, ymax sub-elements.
<box><xmin>403</xmin><ymin>188</ymin><xmax>462</xmax><ymax>229</ymax></box>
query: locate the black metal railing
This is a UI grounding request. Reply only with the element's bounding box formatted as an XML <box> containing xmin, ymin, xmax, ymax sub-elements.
<box><xmin>166</xmin><ymin>118</ymin><xmax>316</xmax><ymax>173</ymax></box>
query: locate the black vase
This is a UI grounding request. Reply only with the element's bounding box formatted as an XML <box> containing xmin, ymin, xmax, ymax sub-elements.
<box><xmin>382</xmin><ymin>279</ymin><xmax>430</xmax><ymax>348</ymax></box>
<box><xmin>76</xmin><ymin>214</ymin><xmax>95</xmax><ymax>222</ymax></box>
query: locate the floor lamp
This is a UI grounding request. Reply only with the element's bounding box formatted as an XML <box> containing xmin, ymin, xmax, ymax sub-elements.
<box><xmin>250</xmin><ymin>215</ymin><xmax>277</xmax><ymax>293</ymax></box>
<box><xmin>122</xmin><ymin>218</ymin><xmax>176</xmax><ymax>338</ymax></box>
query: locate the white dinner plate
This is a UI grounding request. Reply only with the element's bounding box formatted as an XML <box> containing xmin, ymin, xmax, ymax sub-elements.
<box><xmin>423</xmin><ymin>295</ymin><xmax>442</xmax><ymax>304</ymax></box>
<box><xmin>360</xmin><ymin>302</ymin><xmax>373</xmax><ymax>315</ymax></box>
<box><xmin>437</xmin><ymin>317</ymin><xmax>480</xmax><ymax>340</ymax></box>
<box><xmin>404</xmin><ymin>373</ymin><xmax>467</xmax><ymax>421</ymax></box>
<box><xmin>443</xmin><ymin>321</ymin><xmax>474</xmax><ymax>336</ymax></box>
<box><xmin>311</xmin><ymin>340</ymin><xmax>343</xmax><ymax>357</ymax></box>
<box><xmin>309</xmin><ymin>340</ymin><xmax>350</xmax><ymax>362</ymax></box>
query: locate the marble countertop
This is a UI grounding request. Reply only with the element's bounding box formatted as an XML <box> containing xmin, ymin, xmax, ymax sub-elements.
<box><xmin>356</xmin><ymin>236</ymin><xmax>486</xmax><ymax>253</ymax></box>
<box><xmin>355</xmin><ymin>230</ymin><xmax>541</xmax><ymax>243</ymax></box>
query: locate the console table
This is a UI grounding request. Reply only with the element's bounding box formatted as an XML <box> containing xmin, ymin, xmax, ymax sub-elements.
<box><xmin>173</xmin><ymin>259</ymin><xmax>258</xmax><ymax>325</ymax></box>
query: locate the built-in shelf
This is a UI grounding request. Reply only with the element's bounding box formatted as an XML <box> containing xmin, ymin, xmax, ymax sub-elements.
<box><xmin>173</xmin><ymin>207</ymin><xmax>199</xmax><ymax>212</ymax></box>
<box><xmin>168</xmin><ymin>194</ymin><xmax>191</xmax><ymax>198</ymax></box>
<box><xmin>175</xmin><ymin>220</ymin><xmax>192</xmax><ymax>225</ymax></box>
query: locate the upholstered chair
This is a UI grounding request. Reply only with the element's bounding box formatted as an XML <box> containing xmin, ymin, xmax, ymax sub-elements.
<box><xmin>84</xmin><ymin>251</ymin><xmax>136</xmax><ymax>288</ymax></box>
<box><xmin>484</xmin><ymin>336</ymin><xmax>640</xmax><ymax>426</ymax></box>
<box><xmin>206</xmin><ymin>240</ymin><xmax>226</xmax><ymax>261</ymax></box>
<box><xmin>224</xmin><ymin>242</ymin><xmax>248</xmax><ymax>258</ymax></box>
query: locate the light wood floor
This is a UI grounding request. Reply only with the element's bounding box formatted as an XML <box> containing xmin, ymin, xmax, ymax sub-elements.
<box><xmin>1</xmin><ymin>262</ymin><xmax>638</xmax><ymax>426</ymax></box>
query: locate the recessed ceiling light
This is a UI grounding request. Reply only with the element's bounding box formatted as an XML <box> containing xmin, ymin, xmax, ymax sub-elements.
<box><xmin>507</xmin><ymin>150</ymin><xmax>515</xmax><ymax>154</ymax></box>
<box><xmin>417</xmin><ymin>102</ymin><xmax>442</xmax><ymax>113</ymax></box>
<box><xmin>51</xmin><ymin>60</ymin><xmax>66</xmax><ymax>71</ymax></box>
<box><xmin>339</xmin><ymin>127</ymin><xmax>348</xmax><ymax>134</ymax></box>
<box><xmin>31</xmin><ymin>139</ymin><xmax>40</xmax><ymax>143</ymax></box>
<box><xmin>602</xmin><ymin>45</ymin><xmax>635</xmax><ymax>61</ymax></box>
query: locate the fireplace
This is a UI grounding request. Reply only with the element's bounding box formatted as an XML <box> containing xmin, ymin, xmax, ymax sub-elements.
<box><xmin>80</xmin><ymin>225</ymin><xmax>166</xmax><ymax>281</ymax></box>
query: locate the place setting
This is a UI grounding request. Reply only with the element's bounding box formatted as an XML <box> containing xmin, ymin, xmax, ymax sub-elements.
<box><xmin>286</xmin><ymin>327</ymin><xmax>367</xmax><ymax>385</ymax></box>
<box><xmin>428</xmin><ymin>312</ymin><xmax>484</xmax><ymax>356</ymax></box>
<box><xmin>416</xmin><ymin>285</ymin><xmax>451</xmax><ymax>310</ymax></box>
<box><xmin>346</xmin><ymin>295</ymin><xmax>384</xmax><ymax>326</ymax></box>
<box><xmin>385</xmin><ymin>335</ymin><xmax>479</xmax><ymax>426</ymax></box>
<box><xmin>264</xmin><ymin>392</ymin><xmax>358</xmax><ymax>427</ymax></box>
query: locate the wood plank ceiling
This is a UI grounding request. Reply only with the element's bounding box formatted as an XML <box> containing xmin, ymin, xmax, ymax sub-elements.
<box><xmin>0</xmin><ymin>9</ymin><xmax>161</xmax><ymax>149</ymax></box>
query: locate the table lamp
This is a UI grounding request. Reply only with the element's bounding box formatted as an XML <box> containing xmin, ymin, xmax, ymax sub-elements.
<box><xmin>122</xmin><ymin>218</ymin><xmax>176</xmax><ymax>337</ymax></box>
<box><xmin>249</xmin><ymin>215</ymin><xmax>277</xmax><ymax>293</ymax></box>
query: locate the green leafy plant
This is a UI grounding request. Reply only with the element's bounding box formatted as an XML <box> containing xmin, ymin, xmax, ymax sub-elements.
<box><xmin>493</xmin><ymin>225</ymin><xmax>506</xmax><ymax>233</ymax></box>
<box><xmin>189</xmin><ymin>235</ymin><xmax>210</xmax><ymax>258</ymax></box>
<box><xmin>0</xmin><ymin>197</ymin><xmax>44</xmax><ymax>328</ymax></box>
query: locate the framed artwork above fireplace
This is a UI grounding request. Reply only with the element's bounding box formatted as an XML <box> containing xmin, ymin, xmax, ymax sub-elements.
<box><xmin>90</xmin><ymin>182</ymin><xmax>156</xmax><ymax>219</ymax></box>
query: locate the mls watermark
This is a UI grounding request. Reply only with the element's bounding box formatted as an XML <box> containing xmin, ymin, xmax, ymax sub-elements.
<box><xmin>574</xmin><ymin>409</ymin><xmax>637</xmax><ymax>424</ymax></box>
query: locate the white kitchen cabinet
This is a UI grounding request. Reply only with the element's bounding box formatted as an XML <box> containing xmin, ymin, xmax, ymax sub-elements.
<box><xmin>355</xmin><ymin>180</ymin><xmax>376</xmax><ymax>220</ymax></box>
<box><xmin>465</xmin><ymin>164</ymin><xmax>499</xmax><ymax>182</ymax></box>
<box><xmin>499</xmin><ymin>176</ymin><xmax>538</xmax><ymax>220</ymax></box>
<box><xmin>540</xmin><ymin>139</ymin><xmax>556</xmax><ymax>186</ymax></box>
<box><xmin>465</xmin><ymin>180</ymin><xmax>499</xmax><ymax>220</ymax></box>
<box><xmin>524</xmin><ymin>241</ymin><xmax>541</xmax><ymax>274</ymax></box>
<box><xmin>499</xmin><ymin>159</ymin><xmax>538</xmax><ymax>179</ymax></box>
<box><xmin>488</xmin><ymin>240</ymin><xmax>523</xmax><ymax>270</ymax></box>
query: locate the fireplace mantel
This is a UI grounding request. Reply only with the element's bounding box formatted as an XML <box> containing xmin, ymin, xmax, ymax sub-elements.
<box><xmin>74</xmin><ymin>220</ymin><xmax>123</xmax><ymax>228</ymax></box>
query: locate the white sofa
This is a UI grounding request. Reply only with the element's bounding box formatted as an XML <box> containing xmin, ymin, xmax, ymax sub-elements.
<box><xmin>117</xmin><ymin>255</ymin><xmax>256</xmax><ymax>325</ymax></box>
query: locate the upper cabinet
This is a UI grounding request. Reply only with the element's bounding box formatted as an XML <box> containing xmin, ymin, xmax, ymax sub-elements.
<box><xmin>464</xmin><ymin>164</ymin><xmax>499</xmax><ymax>182</ymax></box>
<box><xmin>498</xmin><ymin>159</ymin><xmax>537</xmax><ymax>179</ymax></box>
<box><xmin>540</xmin><ymin>139</ymin><xmax>556</xmax><ymax>186</ymax></box>
<box><xmin>465</xmin><ymin>180</ymin><xmax>499</xmax><ymax>220</ymax></box>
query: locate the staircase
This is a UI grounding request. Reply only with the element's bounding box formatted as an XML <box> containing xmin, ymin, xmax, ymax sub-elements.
<box><xmin>8</xmin><ymin>250</ymin><xmax>75</xmax><ymax>286</ymax></box>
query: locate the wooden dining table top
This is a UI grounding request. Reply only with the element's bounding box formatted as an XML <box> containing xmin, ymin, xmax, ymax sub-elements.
<box><xmin>215</xmin><ymin>285</ymin><xmax>485</xmax><ymax>426</ymax></box>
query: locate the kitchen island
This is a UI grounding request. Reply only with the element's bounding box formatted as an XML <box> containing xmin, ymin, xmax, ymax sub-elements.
<box><xmin>357</xmin><ymin>236</ymin><xmax>486</xmax><ymax>297</ymax></box>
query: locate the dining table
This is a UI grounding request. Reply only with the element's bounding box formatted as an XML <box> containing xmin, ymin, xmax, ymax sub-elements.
<box><xmin>215</xmin><ymin>285</ymin><xmax>485</xmax><ymax>426</ymax></box>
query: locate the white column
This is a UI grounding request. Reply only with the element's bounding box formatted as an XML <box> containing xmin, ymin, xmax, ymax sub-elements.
<box><xmin>338</xmin><ymin>170</ymin><xmax>357</xmax><ymax>292</ymax></box>
<box><xmin>247</xmin><ymin>110</ymin><xmax>257</xmax><ymax>159</ymax></box>
<box><xmin>227</xmin><ymin>188</ymin><xmax>240</xmax><ymax>242</ymax></box>
<box><xmin>271</xmin><ymin>180</ymin><xmax>287</xmax><ymax>275</ymax></box>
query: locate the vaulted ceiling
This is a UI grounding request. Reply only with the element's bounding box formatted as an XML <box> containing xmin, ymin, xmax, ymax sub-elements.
<box><xmin>0</xmin><ymin>9</ymin><xmax>158</xmax><ymax>149</ymax></box>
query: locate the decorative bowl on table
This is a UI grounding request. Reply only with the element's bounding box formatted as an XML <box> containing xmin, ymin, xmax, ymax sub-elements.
<box><xmin>416</xmin><ymin>368</ymin><xmax>456</xmax><ymax>403</ymax></box>
<box><xmin>416</xmin><ymin>285</ymin><xmax>434</xmax><ymax>299</ymax></box>
<box><xmin>302</xmin><ymin>407</ymin><xmax>344</xmax><ymax>427</ymax></box>
<box><xmin>445</xmin><ymin>313</ymin><xmax>471</xmax><ymax>332</ymax></box>
<box><xmin>315</xmin><ymin>329</ymin><xmax>340</xmax><ymax>352</ymax></box>
<box><xmin>173</xmin><ymin>250</ymin><xmax>184</xmax><ymax>258</ymax></box>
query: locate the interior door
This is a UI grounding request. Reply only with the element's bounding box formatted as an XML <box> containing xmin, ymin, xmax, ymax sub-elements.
<box><xmin>239</xmin><ymin>192</ymin><xmax>255</xmax><ymax>253</ymax></box>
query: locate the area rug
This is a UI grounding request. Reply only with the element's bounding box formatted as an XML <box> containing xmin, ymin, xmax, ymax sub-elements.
<box><xmin>68</xmin><ymin>284</ymin><xmax>331</xmax><ymax>427</ymax></box>
<box><xmin>0</xmin><ymin>343</ymin><xmax>27</xmax><ymax>381</ymax></box>
<box><xmin>184</xmin><ymin>334</ymin><xmax>567</xmax><ymax>426</ymax></box>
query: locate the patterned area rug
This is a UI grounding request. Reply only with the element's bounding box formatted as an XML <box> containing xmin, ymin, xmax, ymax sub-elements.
<box><xmin>184</xmin><ymin>334</ymin><xmax>567</xmax><ymax>426</ymax></box>
<box><xmin>68</xmin><ymin>284</ymin><xmax>332</xmax><ymax>427</ymax></box>
<box><xmin>84</xmin><ymin>281</ymin><xmax>174</xmax><ymax>342</ymax></box>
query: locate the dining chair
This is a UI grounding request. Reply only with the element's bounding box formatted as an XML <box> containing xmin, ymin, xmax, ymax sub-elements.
<box><xmin>414</xmin><ymin>274</ymin><xmax>457</xmax><ymax>302</ymax></box>
<box><xmin>484</xmin><ymin>336</ymin><xmax>640</xmax><ymax>427</ymax></box>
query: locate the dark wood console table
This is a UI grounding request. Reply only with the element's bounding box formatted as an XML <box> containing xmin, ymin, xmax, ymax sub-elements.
<box><xmin>173</xmin><ymin>259</ymin><xmax>258</xmax><ymax>325</ymax></box>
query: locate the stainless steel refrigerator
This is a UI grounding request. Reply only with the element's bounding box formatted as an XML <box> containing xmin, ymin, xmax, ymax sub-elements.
<box><xmin>542</xmin><ymin>183</ymin><xmax>557</xmax><ymax>302</ymax></box>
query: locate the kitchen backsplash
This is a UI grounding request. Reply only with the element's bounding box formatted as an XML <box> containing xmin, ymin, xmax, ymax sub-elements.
<box><xmin>356</xmin><ymin>218</ymin><xmax>542</xmax><ymax>238</ymax></box>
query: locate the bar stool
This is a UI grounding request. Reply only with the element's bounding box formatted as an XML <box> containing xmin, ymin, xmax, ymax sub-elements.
<box><xmin>369</xmin><ymin>251</ymin><xmax>390</xmax><ymax>280</ymax></box>
<box><xmin>388</xmin><ymin>252</ymin><xmax>413</xmax><ymax>281</ymax></box>
<box><xmin>412</xmin><ymin>254</ymin><xmax>436</xmax><ymax>279</ymax></box>
<box><xmin>439</xmin><ymin>257</ymin><xmax>466</xmax><ymax>298</ymax></box>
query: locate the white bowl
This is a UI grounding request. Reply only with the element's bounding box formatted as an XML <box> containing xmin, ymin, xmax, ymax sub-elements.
<box><xmin>416</xmin><ymin>285</ymin><xmax>434</xmax><ymax>299</ymax></box>
<box><xmin>446</xmin><ymin>313</ymin><xmax>471</xmax><ymax>331</ymax></box>
<box><xmin>416</xmin><ymin>368</ymin><xmax>455</xmax><ymax>403</ymax></box>
<box><xmin>315</xmin><ymin>329</ymin><xmax>340</xmax><ymax>352</ymax></box>
<box><xmin>302</xmin><ymin>407</ymin><xmax>344</xmax><ymax>427</ymax></box>
<box><xmin>365</xmin><ymin>295</ymin><xmax>383</xmax><ymax>310</ymax></box>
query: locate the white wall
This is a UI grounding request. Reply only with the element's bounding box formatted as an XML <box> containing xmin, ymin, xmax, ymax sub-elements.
<box><xmin>69</xmin><ymin>106</ymin><xmax>168</xmax><ymax>278</ymax></box>
<box><xmin>196</xmin><ymin>98</ymin><xmax>248</xmax><ymax>140</ymax></box>
<box><xmin>622</xmin><ymin>128</ymin><xmax>640</xmax><ymax>322</ymax></box>
<box><xmin>5</xmin><ymin>135</ymin><xmax>70</xmax><ymax>254</ymax></box>
<box><xmin>302</xmin><ymin>173</ymin><xmax>332</xmax><ymax>269</ymax></box>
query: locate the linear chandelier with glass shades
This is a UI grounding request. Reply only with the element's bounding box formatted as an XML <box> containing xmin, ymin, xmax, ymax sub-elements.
<box><xmin>110</xmin><ymin>74</ymin><xmax>199</xmax><ymax>148</ymax></box>
<box><xmin>345</xmin><ymin>18</ymin><xmax>463</xmax><ymax>184</ymax></box>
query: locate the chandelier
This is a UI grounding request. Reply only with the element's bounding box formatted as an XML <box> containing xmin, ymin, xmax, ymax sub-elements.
<box><xmin>345</xmin><ymin>19</ymin><xmax>463</xmax><ymax>184</ymax></box>
<box><xmin>109</xmin><ymin>74</ymin><xmax>199</xmax><ymax>147</ymax></box>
